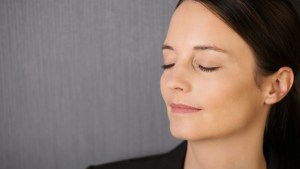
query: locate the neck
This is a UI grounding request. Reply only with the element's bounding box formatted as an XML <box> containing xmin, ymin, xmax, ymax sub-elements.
<box><xmin>184</xmin><ymin>126</ymin><xmax>267</xmax><ymax>169</ymax></box>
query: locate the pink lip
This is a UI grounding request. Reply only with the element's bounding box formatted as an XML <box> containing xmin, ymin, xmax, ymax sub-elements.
<box><xmin>170</xmin><ymin>103</ymin><xmax>201</xmax><ymax>114</ymax></box>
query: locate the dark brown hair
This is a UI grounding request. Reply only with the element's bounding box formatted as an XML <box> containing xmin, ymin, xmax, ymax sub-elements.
<box><xmin>176</xmin><ymin>0</ymin><xmax>300</xmax><ymax>168</ymax></box>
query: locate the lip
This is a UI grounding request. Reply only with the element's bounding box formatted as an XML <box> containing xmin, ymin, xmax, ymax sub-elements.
<box><xmin>170</xmin><ymin>103</ymin><xmax>202</xmax><ymax>114</ymax></box>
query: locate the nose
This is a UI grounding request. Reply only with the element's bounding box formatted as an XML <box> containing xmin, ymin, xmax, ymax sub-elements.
<box><xmin>166</xmin><ymin>67</ymin><xmax>191</xmax><ymax>93</ymax></box>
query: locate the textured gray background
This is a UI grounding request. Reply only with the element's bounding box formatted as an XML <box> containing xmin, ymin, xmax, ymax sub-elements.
<box><xmin>0</xmin><ymin>1</ymin><xmax>299</xmax><ymax>169</ymax></box>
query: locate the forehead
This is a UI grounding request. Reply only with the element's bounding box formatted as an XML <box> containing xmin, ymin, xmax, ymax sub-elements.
<box><xmin>164</xmin><ymin>0</ymin><xmax>247</xmax><ymax>55</ymax></box>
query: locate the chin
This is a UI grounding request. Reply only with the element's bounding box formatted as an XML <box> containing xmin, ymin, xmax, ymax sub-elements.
<box><xmin>169</xmin><ymin>120</ymin><xmax>228</xmax><ymax>142</ymax></box>
<box><xmin>169</xmin><ymin>123</ymin><xmax>208</xmax><ymax>141</ymax></box>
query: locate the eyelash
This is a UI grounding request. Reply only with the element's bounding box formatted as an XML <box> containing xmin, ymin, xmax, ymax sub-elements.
<box><xmin>198</xmin><ymin>65</ymin><xmax>219</xmax><ymax>72</ymax></box>
<box><xmin>161</xmin><ymin>64</ymin><xmax>219</xmax><ymax>72</ymax></box>
<box><xmin>161</xmin><ymin>64</ymin><xmax>175</xmax><ymax>70</ymax></box>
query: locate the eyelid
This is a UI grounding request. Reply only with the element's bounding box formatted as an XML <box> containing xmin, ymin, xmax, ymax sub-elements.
<box><xmin>161</xmin><ymin>63</ymin><xmax>175</xmax><ymax>70</ymax></box>
<box><xmin>198</xmin><ymin>65</ymin><xmax>219</xmax><ymax>72</ymax></box>
<box><xmin>161</xmin><ymin>63</ymin><xmax>219</xmax><ymax>72</ymax></box>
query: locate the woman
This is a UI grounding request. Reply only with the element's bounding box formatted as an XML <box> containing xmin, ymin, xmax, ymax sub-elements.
<box><xmin>88</xmin><ymin>0</ymin><xmax>300</xmax><ymax>169</ymax></box>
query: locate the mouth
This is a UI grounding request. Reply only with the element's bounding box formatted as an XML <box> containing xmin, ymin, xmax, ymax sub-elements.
<box><xmin>170</xmin><ymin>103</ymin><xmax>202</xmax><ymax>114</ymax></box>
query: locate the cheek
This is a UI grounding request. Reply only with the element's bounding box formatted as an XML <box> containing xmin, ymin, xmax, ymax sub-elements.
<box><xmin>200</xmin><ymin>76</ymin><xmax>263</xmax><ymax>133</ymax></box>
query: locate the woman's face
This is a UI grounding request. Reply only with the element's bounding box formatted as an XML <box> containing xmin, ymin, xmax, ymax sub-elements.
<box><xmin>160</xmin><ymin>0</ymin><xmax>268</xmax><ymax>141</ymax></box>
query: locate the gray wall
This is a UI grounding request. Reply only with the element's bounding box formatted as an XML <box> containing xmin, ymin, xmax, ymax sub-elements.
<box><xmin>0</xmin><ymin>1</ymin><xmax>179</xmax><ymax>169</ymax></box>
<box><xmin>1</xmin><ymin>1</ymin><xmax>299</xmax><ymax>169</ymax></box>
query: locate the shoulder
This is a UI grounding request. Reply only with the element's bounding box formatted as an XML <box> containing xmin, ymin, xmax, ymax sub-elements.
<box><xmin>87</xmin><ymin>141</ymin><xmax>187</xmax><ymax>169</ymax></box>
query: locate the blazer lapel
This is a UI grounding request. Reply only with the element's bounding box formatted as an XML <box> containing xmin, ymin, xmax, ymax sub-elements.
<box><xmin>159</xmin><ymin>141</ymin><xmax>187</xmax><ymax>169</ymax></box>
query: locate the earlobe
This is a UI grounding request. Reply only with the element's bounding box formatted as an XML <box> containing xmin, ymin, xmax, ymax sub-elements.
<box><xmin>264</xmin><ymin>67</ymin><xmax>294</xmax><ymax>105</ymax></box>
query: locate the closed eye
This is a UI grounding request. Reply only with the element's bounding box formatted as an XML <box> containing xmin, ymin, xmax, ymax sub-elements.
<box><xmin>198</xmin><ymin>65</ymin><xmax>219</xmax><ymax>72</ymax></box>
<box><xmin>161</xmin><ymin>64</ymin><xmax>219</xmax><ymax>72</ymax></box>
<box><xmin>161</xmin><ymin>63</ymin><xmax>175</xmax><ymax>70</ymax></box>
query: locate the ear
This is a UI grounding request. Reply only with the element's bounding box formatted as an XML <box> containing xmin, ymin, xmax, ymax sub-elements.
<box><xmin>264</xmin><ymin>67</ymin><xmax>294</xmax><ymax>105</ymax></box>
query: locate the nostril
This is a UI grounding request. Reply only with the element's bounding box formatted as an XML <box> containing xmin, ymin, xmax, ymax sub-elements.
<box><xmin>165</xmin><ymin>70</ymin><xmax>191</xmax><ymax>92</ymax></box>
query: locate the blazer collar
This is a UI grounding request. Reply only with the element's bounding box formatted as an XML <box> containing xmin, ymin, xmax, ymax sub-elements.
<box><xmin>160</xmin><ymin>141</ymin><xmax>187</xmax><ymax>169</ymax></box>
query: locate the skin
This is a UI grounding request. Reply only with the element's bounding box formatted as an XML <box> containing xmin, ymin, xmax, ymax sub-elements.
<box><xmin>160</xmin><ymin>1</ymin><xmax>294</xmax><ymax>169</ymax></box>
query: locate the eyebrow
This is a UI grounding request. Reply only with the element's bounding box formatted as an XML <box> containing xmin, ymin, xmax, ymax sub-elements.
<box><xmin>161</xmin><ymin>44</ymin><xmax>228</xmax><ymax>54</ymax></box>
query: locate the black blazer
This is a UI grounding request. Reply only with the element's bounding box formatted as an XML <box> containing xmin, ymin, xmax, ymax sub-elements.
<box><xmin>87</xmin><ymin>141</ymin><xmax>291</xmax><ymax>169</ymax></box>
<box><xmin>87</xmin><ymin>141</ymin><xmax>187</xmax><ymax>169</ymax></box>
